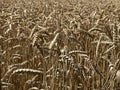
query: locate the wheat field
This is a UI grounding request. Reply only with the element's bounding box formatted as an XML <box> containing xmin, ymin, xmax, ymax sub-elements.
<box><xmin>0</xmin><ymin>0</ymin><xmax>120</xmax><ymax>90</ymax></box>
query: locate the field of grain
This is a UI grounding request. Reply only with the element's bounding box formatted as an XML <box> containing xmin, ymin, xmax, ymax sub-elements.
<box><xmin>0</xmin><ymin>0</ymin><xmax>120</xmax><ymax>90</ymax></box>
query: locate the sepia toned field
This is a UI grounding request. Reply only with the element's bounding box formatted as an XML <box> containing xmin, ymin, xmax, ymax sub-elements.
<box><xmin>0</xmin><ymin>0</ymin><xmax>120</xmax><ymax>90</ymax></box>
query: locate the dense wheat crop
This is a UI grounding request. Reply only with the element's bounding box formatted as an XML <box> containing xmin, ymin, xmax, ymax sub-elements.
<box><xmin>0</xmin><ymin>0</ymin><xmax>120</xmax><ymax>90</ymax></box>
